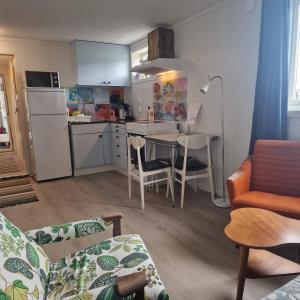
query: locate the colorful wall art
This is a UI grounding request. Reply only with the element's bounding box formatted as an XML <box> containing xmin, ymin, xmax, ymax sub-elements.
<box><xmin>153</xmin><ymin>76</ymin><xmax>187</xmax><ymax>121</ymax></box>
<box><xmin>65</xmin><ymin>86</ymin><xmax>124</xmax><ymax>121</ymax></box>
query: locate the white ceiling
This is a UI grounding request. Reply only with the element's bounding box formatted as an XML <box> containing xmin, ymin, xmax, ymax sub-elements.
<box><xmin>0</xmin><ymin>0</ymin><xmax>223</xmax><ymax>45</ymax></box>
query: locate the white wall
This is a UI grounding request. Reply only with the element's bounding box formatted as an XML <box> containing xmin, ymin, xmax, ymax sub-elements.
<box><xmin>0</xmin><ymin>37</ymin><xmax>75</xmax><ymax>169</ymax></box>
<box><xmin>129</xmin><ymin>0</ymin><xmax>262</xmax><ymax>194</ymax></box>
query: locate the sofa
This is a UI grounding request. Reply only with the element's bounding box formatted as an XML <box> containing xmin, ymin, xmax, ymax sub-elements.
<box><xmin>227</xmin><ymin>140</ymin><xmax>300</xmax><ymax>219</ymax></box>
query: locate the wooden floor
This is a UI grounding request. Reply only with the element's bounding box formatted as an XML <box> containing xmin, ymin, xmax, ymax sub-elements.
<box><xmin>0</xmin><ymin>171</ymin><xmax>295</xmax><ymax>300</ymax></box>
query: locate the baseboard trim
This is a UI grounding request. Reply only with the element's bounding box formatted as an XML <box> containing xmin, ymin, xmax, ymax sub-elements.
<box><xmin>74</xmin><ymin>165</ymin><xmax>128</xmax><ymax>177</ymax></box>
<box><xmin>74</xmin><ymin>165</ymin><xmax>115</xmax><ymax>176</ymax></box>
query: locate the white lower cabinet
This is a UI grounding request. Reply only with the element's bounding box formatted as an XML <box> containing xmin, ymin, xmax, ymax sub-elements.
<box><xmin>72</xmin><ymin>133</ymin><xmax>105</xmax><ymax>168</ymax></box>
<box><xmin>111</xmin><ymin>124</ymin><xmax>128</xmax><ymax>171</ymax></box>
<box><xmin>113</xmin><ymin>151</ymin><xmax>127</xmax><ymax>170</ymax></box>
<box><xmin>102</xmin><ymin>132</ymin><xmax>113</xmax><ymax>164</ymax></box>
<box><xmin>70</xmin><ymin>123</ymin><xmax>127</xmax><ymax>176</ymax></box>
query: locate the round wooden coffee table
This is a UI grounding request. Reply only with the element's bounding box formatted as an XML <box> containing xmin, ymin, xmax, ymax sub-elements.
<box><xmin>225</xmin><ymin>207</ymin><xmax>300</xmax><ymax>300</ymax></box>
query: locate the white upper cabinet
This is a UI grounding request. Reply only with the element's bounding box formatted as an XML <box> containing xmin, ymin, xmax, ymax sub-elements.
<box><xmin>75</xmin><ymin>41</ymin><xmax>106</xmax><ymax>86</ymax></box>
<box><xmin>74</xmin><ymin>40</ymin><xmax>130</xmax><ymax>86</ymax></box>
<box><xmin>105</xmin><ymin>43</ymin><xmax>131</xmax><ymax>87</ymax></box>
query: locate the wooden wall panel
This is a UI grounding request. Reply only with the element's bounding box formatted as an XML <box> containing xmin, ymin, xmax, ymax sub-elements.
<box><xmin>0</xmin><ymin>37</ymin><xmax>75</xmax><ymax>172</ymax></box>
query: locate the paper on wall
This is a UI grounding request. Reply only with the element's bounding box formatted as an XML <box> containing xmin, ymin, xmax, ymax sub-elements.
<box><xmin>186</xmin><ymin>102</ymin><xmax>202</xmax><ymax>125</ymax></box>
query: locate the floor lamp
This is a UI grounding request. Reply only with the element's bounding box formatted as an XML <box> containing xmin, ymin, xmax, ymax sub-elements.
<box><xmin>200</xmin><ymin>75</ymin><xmax>230</xmax><ymax>208</ymax></box>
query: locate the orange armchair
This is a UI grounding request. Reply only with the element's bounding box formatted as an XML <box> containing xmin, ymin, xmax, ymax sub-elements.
<box><xmin>227</xmin><ymin>140</ymin><xmax>300</xmax><ymax>219</ymax></box>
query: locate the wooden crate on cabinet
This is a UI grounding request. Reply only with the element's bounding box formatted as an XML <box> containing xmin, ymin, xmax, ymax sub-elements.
<box><xmin>148</xmin><ymin>27</ymin><xmax>175</xmax><ymax>61</ymax></box>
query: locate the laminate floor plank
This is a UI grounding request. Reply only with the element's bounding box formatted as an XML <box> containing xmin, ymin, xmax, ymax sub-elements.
<box><xmin>0</xmin><ymin>171</ymin><xmax>293</xmax><ymax>300</ymax></box>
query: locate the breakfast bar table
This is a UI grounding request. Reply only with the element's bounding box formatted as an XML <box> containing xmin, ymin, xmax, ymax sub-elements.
<box><xmin>145</xmin><ymin>132</ymin><xmax>217</xmax><ymax>181</ymax></box>
<box><xmin>145</xmin><ymin>132</ymin><xmax>183</xmax><ymax>178</ymax></box>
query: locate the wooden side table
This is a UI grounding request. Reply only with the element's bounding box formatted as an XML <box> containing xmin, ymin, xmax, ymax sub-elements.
<box><xmin>225</xmin><ymin>208</ymin><xmax>300</xmax><ymax>300</ymax></box>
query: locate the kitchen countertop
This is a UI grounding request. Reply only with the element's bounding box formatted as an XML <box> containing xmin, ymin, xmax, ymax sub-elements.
<box><xmin>68</xmin><ymin>120</ymin><xmax>130</xmax><ymax>125</ymax></box>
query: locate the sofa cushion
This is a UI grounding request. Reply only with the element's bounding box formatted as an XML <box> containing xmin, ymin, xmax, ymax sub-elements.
<box><xmin>47</xmin><ymin>234</ymin><xmax>168</xmax><ymax>300</ymax></box>
<box><xmin>251</xmin><ymin>140</ymin><xmax>300</xmax><ymax>197</ymax></box>
<box><xmin>232</xmin><ymin>191</ymin><xmax>300</xmax><ymax>219</ymax></box>
<box><xmin>0</xmin><ymin>213</ymin><xmax>50</xmax><ymax>300</ymax></box>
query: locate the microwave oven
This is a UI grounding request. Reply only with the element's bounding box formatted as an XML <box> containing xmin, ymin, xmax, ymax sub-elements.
<box><xmin>25</xmin><ymin>71</ymin><xmax>60</xmax><ymax>88</ymax></box>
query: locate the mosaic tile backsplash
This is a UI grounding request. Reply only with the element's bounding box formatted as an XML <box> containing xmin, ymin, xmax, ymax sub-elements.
<box><xmin>65</xmin><ymin>86</ymin><xmax>124</xmax><ymax>120</ymax></box>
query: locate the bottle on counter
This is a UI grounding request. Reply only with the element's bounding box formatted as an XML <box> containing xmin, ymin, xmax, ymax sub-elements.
<box><xmin>147</xmin><ymin>106</ymin><xmax>154</xmax><ymax>122</ymax></box>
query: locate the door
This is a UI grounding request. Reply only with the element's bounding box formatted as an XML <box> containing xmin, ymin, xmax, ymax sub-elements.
<box><xmin>105</xmin><ymin>44</ymin><xmax>130</xmax><ymax>86</ymax></box>
<box><xmin>75</xmin><ymin>41</ymin><xmax>107</xmax><ymax>86</ymax></box>
<box><xmin>7</xmin><ymin>56</ymin><xmax>26</xmax><ymax>164</ymax></box>
<box><xmin>72</xmin><ymin>133</ymin><xmax>104</xmax><ymax>168</ymax></box>
<box><xmin>0</xmin><ymin>57</ymin><xmax>16</xmax><ymax>153</ymax></box>
<box><xmin>0</xmin><ymin>89</ymin><xmax>11</xmax><ymax>151</ymax></box>
<box><xmin>30</xmin><ymin>114</ymin><xmax>72</xmax><ymax>181</ymax></box>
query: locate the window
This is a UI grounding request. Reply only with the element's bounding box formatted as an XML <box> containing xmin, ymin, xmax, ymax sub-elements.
<box><xmin>130</xmin><ymin>39</ymin><xmax>154</xmax><ymax>82</ymax></box>
<box><xmin>131</xmin><ymin>46</ymin><xmax>148</xmax><ymax>68</ymax></box>
<box><xmin>289</xmin><ymin>0</ymin><xmax>300</xmax><ymax>109</ymax></box>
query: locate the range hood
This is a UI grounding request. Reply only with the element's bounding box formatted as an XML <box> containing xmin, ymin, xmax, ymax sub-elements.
<box><xmin>131</xmin><ymin>58</ymin><xmax>181</xmax><ymax>75</ymax></box>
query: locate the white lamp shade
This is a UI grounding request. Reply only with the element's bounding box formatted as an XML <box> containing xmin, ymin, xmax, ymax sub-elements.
<box><xmin>200</xmin><ymin>83</ymin><xmax>210</xmax><ymax>94</ymax></box>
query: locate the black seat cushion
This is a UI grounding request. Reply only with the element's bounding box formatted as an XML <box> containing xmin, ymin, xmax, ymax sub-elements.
<box><xmin>175</xmin><ymin>158</ymin><xmax>207</xmax><ymax>171</ymax></box>
<box><xmin>135</xmin><ymin>159</ymin><xmax>171</xmax><ymax>172</ymax></box>
<box><xmin>159</xmin><ymin>156</ymin><xmax>192</xmax><ymax>165</ymax></box>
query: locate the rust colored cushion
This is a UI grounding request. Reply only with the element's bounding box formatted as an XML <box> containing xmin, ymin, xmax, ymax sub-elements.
<box><xmin>251</xmin><ymin>140</ymin><xmax>300</xmax><ymax>197</ymax></box>
<box><xmin>232</xmin><ymin>191</ymin><xmax>300</xmax><ymax>219</ymax></box>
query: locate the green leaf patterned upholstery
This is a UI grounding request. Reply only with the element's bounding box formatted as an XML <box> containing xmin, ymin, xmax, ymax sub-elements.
<box><xmin>0</xmin><ymin>212</ymin><xmax>50</xmax><ymax>300</ymax></box>
<box><xmin>25</xmin><ymin>218</ymin><xmax>113</xmax><ymax>245</ymax></box>
<box><xmin>0</xmin><ymin>213</ymin><xmax>168</xmax><ymax>300</ymax></box>
<box><xmin>47</xmin><ymin>234</ymin><xmax>168</xmax><ymax>300</ymax></box>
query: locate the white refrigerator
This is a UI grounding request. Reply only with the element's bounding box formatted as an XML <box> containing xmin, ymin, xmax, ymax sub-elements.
<box><xmin>26</xmin><ymin>88</ymin><xmax>72</xmax><ymax>181</ymax></box>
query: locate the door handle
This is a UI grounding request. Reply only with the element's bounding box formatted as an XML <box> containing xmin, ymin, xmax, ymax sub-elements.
<box><xmin>99</xmin><ymin>134</ymin><xmax>103</xmax><ymax>138</ymax></box>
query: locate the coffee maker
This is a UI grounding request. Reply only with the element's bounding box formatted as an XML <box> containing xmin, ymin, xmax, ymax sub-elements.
<box><xmin>119</xmin><ymin>104</ymin><xmax>134</xmax><ymax>122</ymax></box>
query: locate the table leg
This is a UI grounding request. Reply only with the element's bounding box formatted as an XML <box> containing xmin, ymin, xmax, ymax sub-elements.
<box><xmin>236</xmin><ymin>246</ymin><xmax>249</xmax><ymax>300</ymax></box>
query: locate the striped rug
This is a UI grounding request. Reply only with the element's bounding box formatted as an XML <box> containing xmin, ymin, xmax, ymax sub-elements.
<box><xmin>0</xmin><ymin>157</ymin><xmax>38</xmax><ymax>208</ymax></box>
<box><xmin>0</xmin><ymin>176</ymin><xmax>38</xmax><ymax>208</ymax></box>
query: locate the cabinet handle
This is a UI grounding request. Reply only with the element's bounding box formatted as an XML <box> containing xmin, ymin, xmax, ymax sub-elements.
<box><xmin>102</xmin><ymin>81</ymin><xmax>106</xmax><ymax>84</ymax></box>
<box><xmin>116</xmin><ymin>125</ymin><xmax>119</xmax><ymax>128</ymax></box>
<box><xmin>116</xmin><ymin>130</ymin><xmax>119</xmax><ymax>133</ymax></box>
<box><xmin>117</xmin><ymin>155</ymin><xmax>120</xmax><ymax>158</ymax></box>
<box><xmin>99</xmin><ymin>135</ymin><xmax>103</xmax><ymax>138</ymax></box>
<box><xmin>116</xmin><ymin>145</ymin><xmax>120</xmax><ymax>147</ymax></box>
<box><xmin>107</xmin><ymin>81</ymin><xmax>111</xmax><ymax>84</ymax></box>
<box><xmin>116</xmin><ymin>136</ymin><xmax>119</xmax><ymax>139</ymax></box>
